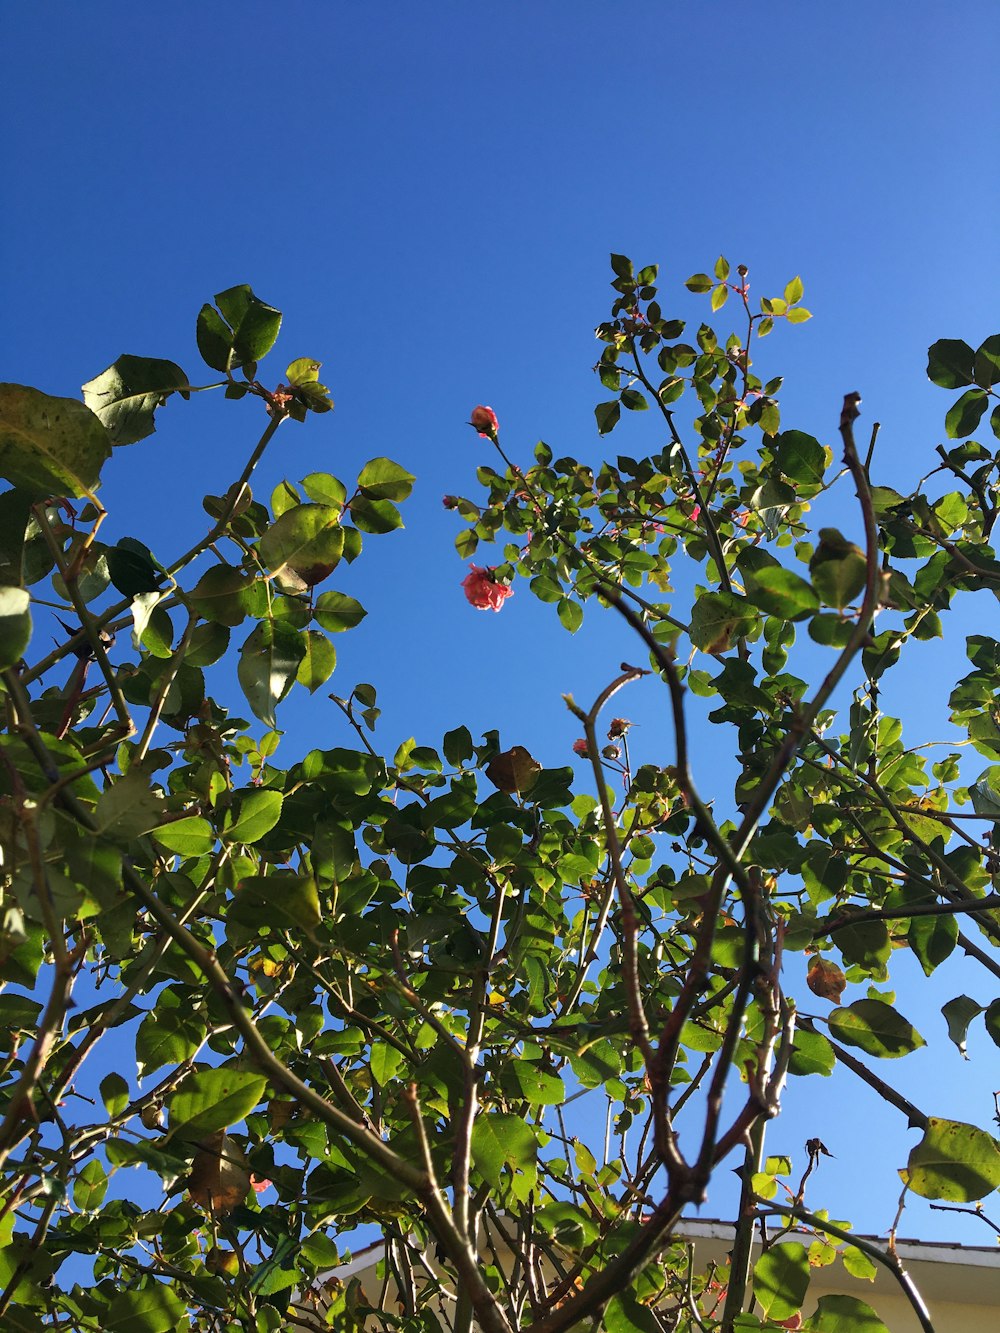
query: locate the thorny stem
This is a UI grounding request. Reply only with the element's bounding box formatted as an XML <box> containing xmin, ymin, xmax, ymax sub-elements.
<box><xmin>565</xmin><ymin>665</ymin><xmax>657</xmax><ymax>1074</ymax></box>
<box><xmin>34</xmin><ymin>503</ymin><xmax>135</xmax><ymax>741</ymax></box>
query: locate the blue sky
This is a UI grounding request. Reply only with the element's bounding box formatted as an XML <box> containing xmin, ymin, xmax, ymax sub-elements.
<box><xmin>5</xmin><ymin>1</ymin><xmax>1000</xmax><ymax>1249</ymax></box>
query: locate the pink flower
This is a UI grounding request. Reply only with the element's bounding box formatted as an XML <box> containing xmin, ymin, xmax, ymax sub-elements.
<box><xmin>462</xmin><ymin>565</ymin><xmax>513</xmax><ymax>612</ymax></box>
<box><xmin>690</xmin><ymin>504</ymin><xmax>701</xmax><ymax>523</ymax></box>
<box><xmin>251</xmin><ymin>1176</ymin><xmax>272</xmax><ymax>1194</ymax></box>
<box><xmin>572</xmin><ymin>739</ymin><xmax>589</xmax><ymax>758</ymax></box>
<box><xmin>470</xmin><ymin>405</ymin><xmax>499</xmax><ymax>440</ymax></box>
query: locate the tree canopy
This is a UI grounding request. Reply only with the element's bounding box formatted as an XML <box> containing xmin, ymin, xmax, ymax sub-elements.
<box><xmin>1</xmin><ymin>259</ymin><xmax>999</xmax><ymax>1332</ymax></box>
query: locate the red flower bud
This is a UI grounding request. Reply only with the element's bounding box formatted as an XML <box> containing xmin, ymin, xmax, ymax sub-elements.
<box><xmin>572</xmin><ymin>738</ymin><xmax>589</xmax><ymax>758</ymax></box>
<box><xmin>442</xmin><ymin>495</ymin><xmax>459</xmax><ymax>509</ymax></box>
<box><xmin>469</xmin><ymin>405</ymin><xmax>499</xmax><ymax>440</ymax></box>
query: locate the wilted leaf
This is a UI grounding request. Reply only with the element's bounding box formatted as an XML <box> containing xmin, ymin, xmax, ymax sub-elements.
<box><xmin>486</xmin><ymin>745</ymin><xmax>542</xmax><ymax>794</ymax></box>
<box><xmin>187</xmin><ymin>1131</ymin><xmax>251</xmax><ymax>1214</ymax></box>
<box><xmin>806</xmin><ymin>957</ymin><xmax>846</xmax><ymax>1003</ymax></box>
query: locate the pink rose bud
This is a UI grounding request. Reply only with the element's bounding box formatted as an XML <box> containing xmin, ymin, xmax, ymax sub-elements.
<box><xmin>442</xmin><ymin>495</ymin><xmax>459</xmax><ymax>509</ymax></box>
<box><xmin>572</xmin><ymin>738</ymin><xmax>589</xmax><ymax>758</ymax></box>
<box><xmin>608</xmin><ymin>717</ymin><xmax>631</xmax><ymax>738</ymax></box>
<box><xmin>470</xmin><ymin>405</ymin><xmax>499</xmax><ymax>439</ymax></box>
<box><xmin>462</xmin><ymin>565</ymin><xmax>513</xmax><ymax>612</ymax></box>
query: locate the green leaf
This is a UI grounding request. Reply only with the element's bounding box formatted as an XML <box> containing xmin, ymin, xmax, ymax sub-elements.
<box><xmin>137</xmin><ymin>999</ymin><xmax>206</xmax><ymax>1077</ymax></box>
<box><xmin>443</xmin><ymin>725</ymin><xmax>474</xmax><ymax>766</ymax></box>
<box><xmin>152</xmin><ymin>815</ymin><xmax>215</xmax><ymax>857</ymax></box>
<box><xmin>753</xmin><ymin>1242</ymin><xmax>809</xmax><ymax>1320</ymax></box>
<box><xmin>945</xmin><ymin>387</ymin><xmax>989</xmax><ymax>438</ymax></box>
<box><xmin>100</xmin><ymin>1071</ymin><xmax>130</xmax><ymax>1118</ymax></box>
<box><xmin>557</xmin><ymin>597</ymin><xmax>583</xmax><ymax>633</ymax></box>
<box><xmin>804</xmin><ymin>1294</ymin><xmax>889</xmax><ymax>1332</ymax></box>
<box><xmin>827</xmin><ymin>999</ymin><xmax>925</xmax><ymax>1058</ymax></box>
<box><xmin>620</xmin><ymin>388</ymin><xmax>649</xmax><ymax>411</ymax></box>
<box><xmin>974</xmin><ymin>334</ymin><xmax>1000</xmax><ymax>387</ymax></box>
<box><xmin>689</xmin><ymin>591</ymin><xmax>759</xmax><ymax>654</ymax></box>
<box><xmin>369</xmin><ymin>1042</ymin><xmax>404</xmax><ymax>1086</ymax></box>
<box><xmin>773</xmin><ymin>430</ymin><xmax>828</xmax><ymax>487</ymax></box>
<box><xmin>233</xmin><ymin>872</ymin><xmax>322</xmax><ymax>931</ymax></box>
<box><xmin>595</xmin><ymin>400</ymin><xmax>621</xmax><ymax>435</ymax></box>
<box><xmin>809</xmin><ymin>528</ymin><xmax>867</xmax><ymax>608</ymax></box>
<box><xmin>610</xmin><ymin>253</ymin><xmax>633</xmax><ymax>279</ymax></box>
<box><xmin>0</xmin><ymin>383</ymin><xmax>111</xmax><ymax>498</ymax></box>
<box><xmin>81</xmin><ymin>356</ymin><xmax>189</xmax><ymax>446</ymax></box>
<box><xmin>197</xmin><ymin>286</ymin><xmax>282</xmax><ymax>371</ymax></box>
<box><xmin>314</xmin><ymin>590</ymin><xmax>367</xmax><ymax>633</ymax></box>
<box><xmin>238</xmin><ymin>620</ymin><xmax>306</xmax><ymax>727</ymax></box>
<box><xmin>909</xmin><ymin>910</ymin><xmax>957</xmax><ymax>976</ymax></box>
<box><xmin>685</xmin><ymin>273</ymin><xmax>713</xmax><ymax>293</ymax></box>
<box><xmin>107</xmin><ymin>1282</ymin><xmax>188</xmax><ymax>1333</ymax></box>
<box><xmin>259</xmin><ymin>503</ymin><xmax>344</xmax><ymax>586</ymax></box>
<box><xmin>927</xmin><ymin>338</ymin><xmax>976</xmax><ymax>389</ymax></box>
<box><xmin>71</xmin><ymin>1159</ymin><xmax>108</xmax><ymax>1211</ymax></box>
<box><xmin>743</xmin><ymin>565</ymin><xmax>818</xmax><ymax>621</ymax></box>
<box><xmin>841</xmin><ymin>1245</ymin><xmax>877</xmax><ymax>1281</ymax></box>
<box><xmin>758</xmin><ymin>400</ymin><xmax>780</xmax><ymax>436</ymax></box>
<box><xmin>784</xmin><ymin>275</ymin><xmax>804</xmax><ymax>304</ymax></box>
<box><xmin>710</xmin><ymin>283</ymin><xmax>729</xmax><ymax>312</ymax></box>
<box><xmin>788</xmin><ymin>1027</ymin><xmax>835</xmax><ymax>1077</ymax></box>
<box><xmin>224</xmin><ymin>789</ymin><xmax>283</xmax><ymax>845</ymax></box>
<box><xmin>0</xmin><ymin>585</ymin><xmax>31</xmax><ymax>668</ymax></box>
<box><xmin>349</xmin><ymin>495</ymin><xmax>403</xmax><ymax>533</ymax></box>
<box><xmin>296</xmin><ymin>629</ymin><xmax>336</xmax><ymax>691</ymax></box>
<box><xmin>189</xmin><ymin>564</ymin><xmax>259</xmax><ymax>626</ymax></box>
<box><xmin>941</xmin><ymin>995</ymin><xmax>983</xmax><ymax>1057</ymax></box>
<box><xmin>301</xmin><ymin>471</ymin><xmax>347</xmax><ymax>506</ymax></box>
<box><xmin>604</xmin><ymin>1291</ymin><xmax>660</xmax><ymax>1333</ymax></box>
<box><xmin>224</xmin><ymin>287</ymin><xmax>282</xmax><ymax>365</ymax></box>
<box><xmin>93</xmin><ymin>770</ymin><xmax>166</xmax><ymax>841</ymax></box>
<box><xmin>504</xmin><ymin>1060</ymin><xmax>565</xmax><ymax>1105</ymax></box>
<box><xmin>286</xmin><ymin>356</ymin><xmax>323</xmax><ymax>385</ymax></box>
<box><xmin>196</xmin><ymin>302</ymin><xmax>233</xmax><ymax>371</ymax></box>
<box><xmin>903</xmin><ymin>1116</ymin><xmax>1000</xmax><ymax>1201</ymax></box>
<box><xmin>169</xmin><ymin>1067</ymin><xmax>267</xmax><ymax>1139</ymax></box>
<box><xmin>107</xmin><ymin>538</ymin><xmax>163</xmax><ymax>597</ymax></box>
<box><xmin>357</xmin><ymin>457</ymin><xmax>416</xmax><ymax>502</ymax></box>
<box><xmin>985</xmin><ymin>998</ymin><xmax>1000</xmax><ymax>1048</ymax></box>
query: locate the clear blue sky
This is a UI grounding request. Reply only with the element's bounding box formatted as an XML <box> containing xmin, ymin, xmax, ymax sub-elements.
<box><xmin>5</xmin><ymin>1</ymin><xmax>1000</xmax><ymax>1248</ymax></box>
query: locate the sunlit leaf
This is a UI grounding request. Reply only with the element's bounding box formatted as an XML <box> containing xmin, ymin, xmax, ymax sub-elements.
<box><xmin>903</xmin><ymin>1117</ymin><xmax>1000</xmax><ymax>1201</ymax></box>
<box><xmin>0</xmin><ymin>384</ymin><xmax>110</xmax><ymax>498</ymax></box>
